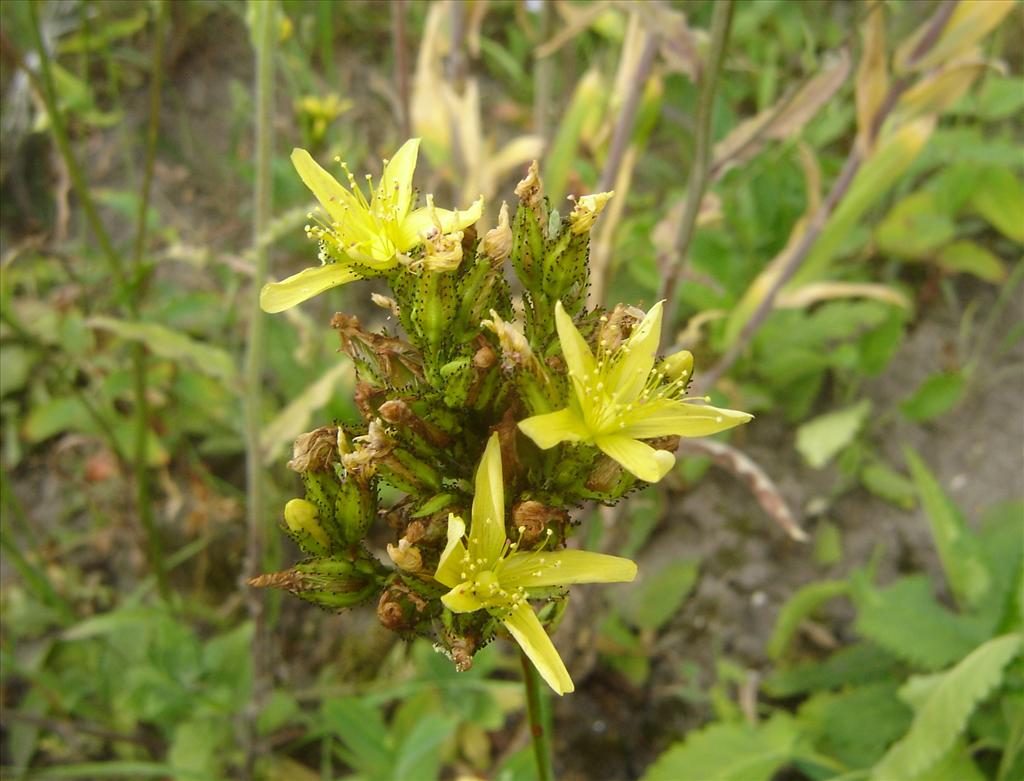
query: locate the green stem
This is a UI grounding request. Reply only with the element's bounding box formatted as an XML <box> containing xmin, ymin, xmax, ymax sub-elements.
<box><xmin>129</xmin><ymin>0</ymin><xmax>171</xmax><ymax>602</ymax></box>
<box><xmin>658</xmin><ymin>0</ymin><xmax>735</xmax><ymax>342</ymax></box>
<box><xmin>520</xmin><ymin>651</ymin><xmax>555</xmax><ymax>781</ymax></box>
<box><xmin>27</xmin><ymin>0</ymin><xmax>126</xmax><ymax>290</ymax></box>
<box><xmin>243</xmin><ymin>1</ymin><xmax>276</xmax><ymax>776</ymax></box>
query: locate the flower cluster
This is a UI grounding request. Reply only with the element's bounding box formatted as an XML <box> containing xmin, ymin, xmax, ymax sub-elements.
<box><xmin>253</xmin><ymin>139</ymin><xmax>751</xmax><ymax>694</ymax></box>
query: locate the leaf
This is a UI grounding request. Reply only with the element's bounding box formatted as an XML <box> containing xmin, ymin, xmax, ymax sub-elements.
<box><xmin>895</xmin><ymin>0</ymin><xmax>1015</xmax><ymax>74</ymax></box>
<box><xmin>853</xmin><ymin>575</ymin><xmax>991</xmax><ymax>670</ymax></box>
<box><xmin>22</xmin><ymin>397</ymin><xmax>95</xmax><ymax>443</ymax></box>
<box><xmin>713</xmin><ymin>51</ymin><xmax>851</xmax><ymax>177</ymax></box>
<box><xmin>795</xmin><ymin>400</ymin><xmax>872</xmax><ymax>469</ymax></box>
<box><xmin>765</xmin><ymin>643</ymin><xmax>901</xmax><ymax>697</ymax></box>
<box><xmin>968</xmin><ymin>167</ymin><xmax>1024</xmax><ymax>244</ymax></box>
<box><xmin>899</xmin><ymin>371</ymin><xmax>967</xmax><ymax>422</ymax></box>
<box><xmin>260</xmin><ymin>360</ymin><xmax>352</xmax><ymax>465</ymax></box>
<box><xmin>620</xmin><ymin>558</ymin><xmax>700</xmax><ymax>632</ymax></box>
<box><xmin>792</xmin><ymin>116</ymin><xmax>937</xmax><ymax>286</ymax></box>
<box><xmin>87</xmin><ymin>317</ymin><xmax>237</xmax><ymax>381</ymax></box>
<box><xmin>860</xmin><ymin>460</ymin><xmax>917</xmax><ymax>510</ymax></box>
<box><xmin>392</xmin><ymin>714</ymin><xmax>456</xmax><ymax>781</ymax></box>
<box><xmin>871</xmin><ymin>633</ymin><xmax>1022</xmax><ymax>780</ymax></box>
<box><xmin>768</xmin><ymin>580</ymin><xmax>850</xmax><ymax>659</ymax></box>
<box><xmin>543</xmin><ymin>69</ymin><xmax>606</xmax><ymax>204</ymax></box>
<box><xmin>936</xmin><ymin>240</ymin><xmax>1007</xmax><ymax>282</ymax></box>
<box><xmin>896</xmin><ymin>56</ymin><xmax>995</xmax><ymax>122</ymax></box>
<box><xmin>25</xmin><ymin>762</ymin><xmax>212</xmax><ymax>780</ymax></box>
<box><xmin>640</xmin><ymin>714</ymin><xmax>801</xmax><ymax>781</ymax></box>
<box><xmin>875</xmin><ymin>191</ymin><xmax>957</xmax><ymax>259</ymax></box>
<box><xmin>905</xmin><ymin>446</ymin><xmax>991</xmax><ymax>609</ymax></box>
<box><xmin>856</xmin><ymin>0</ymin><xmax>889</xmax><ymax>150</ymax></box>
<box><xmin>322</xmin><ymin>697</ymin><xmax>393</xmax><ymax>778</ymax></box>
<box><xmin>776</xmin><ymin>282</ymin><xmax>910</xmax><ymax>310</ymax></box>
<box><xmin>797</xmin><ymin>683</ymin><xmax>912</xmax><ymax>770</ymax></box>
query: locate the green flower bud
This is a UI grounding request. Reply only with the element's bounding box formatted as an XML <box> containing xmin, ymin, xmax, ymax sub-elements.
<box><xmin>661</xmin><ymin>350</ymin><xmax>694</xmax><ymax>384</ymax></box>
<box><xmin>284</xmin><ymin>498</ymin><xmax>330</xmax><ymax>554</ymax></box>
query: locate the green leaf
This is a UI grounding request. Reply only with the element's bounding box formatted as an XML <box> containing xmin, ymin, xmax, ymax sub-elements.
<box><xmin>899</xmin><ymin>371</ymin><xmax>967</xmax><ymax>422</ymax></box>
<box><xmin>968</xmin><ymin>167</ymin><xmax>1024</xmax><ymax>244</ymax></box>
<box><xmin>619</xmin><ymin>558</ymin><xmax>700</xmax><ymax>632</ymax></box>
<box><xmin>641</xmin><ymin>714</ymin><xmax>801</xmax><ymax>781</ymax></box>
<box><xmin>937</xmin><ymin>241</ymin><xmax>1007</xmax><ymax>283</ymax></box>
<box><xmin>875</xmin><ymin>191</ymin><xmax>957</xmax><ymax>259</ymax></box>
<box><xmin>904</xmin><ymin>447</ymin><xmax>991</xmax><ymax>609</ymax></box>
<box><xmin>871</xmin><ymin>633</ymin><xmax>1022</xmax><ymax>781</ymax></box>
<box><xmin>765</xmin><ymin>643</ymin><xmax>902</xmax><ymax>697</ymax></box>
<box><xmin>22</xmin><ymin>397</ymin><xmax>95</xmax><ymax>443</ymax></box>
<box><xmin>768</xmin><ymin>580</ymin><xmax>850</xmax><ymax>659</ymax></box>
<box><xmin>322</xmin><ymin>697</ymin><xmax>393</xmax><ymax>778</ymax></box>
<box><xmin>853</xmin><ymin>576</ymin><xmax>991</xmax><ymax>670</ymax></box>
<box><xmin>25</xmin><ymin>762</ymin><xmax>212</xmax><ymax>780</ymax></box>
<box><xmin>860</xmin><ymin>460</ymin><xmax>917</xmax><ymax>510</ymax></box>
<box><xmin>797</xmin><ymin>683</ymin><xmax>912</xmax><ymax>770</ymax></box>
<box><xmin>795</xmin><ymin>400</ymin><xmax>872</xmax><ymax>469</ymax></box>
<box><xmin>392</xmin><ymin>714</ymin><xmax>456</xmax><ymax>781</ymax></box>
<box><xmin>87</xmin><ymin>316</ymin><xmax>237</xmax><ymax>381</ymax></box>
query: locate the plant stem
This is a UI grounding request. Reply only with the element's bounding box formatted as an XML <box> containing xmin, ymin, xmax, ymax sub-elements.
<box><xmin>658</xmin><ymin>0</ymin><xmax>734</xmax><ymax>342</ymax></box>
<box><xmin>695</xmin><ymin>0</ymin><xmax>958</xmax><ymax>391</ymax></box>
<box><xmin>27</xmin><ymin>0</ymin><xmax>125</xmax><ymax>290</ymax></box>
<box><xmin>243</xmin><ymin>1</ymin><xmax>275</xmax><ymax>777</ymax></box>
<box><xmin>28</xmin><ymin>0</ymin><xmax>170</xmax><ymax>597</ymax></box>
<box><xmin>521</xmin><ymin>651</ymin><xmax>555</xmax><ymax>781</ymax></box>
<box><xmin>129</xmin><ymin>0</ymin><xmax>171</xmax><ymax>602</ymax></box>
<box><xmin>391</xmin><ymin>0</ymin><xmax>410</xmax><ymax>139</ymax></box>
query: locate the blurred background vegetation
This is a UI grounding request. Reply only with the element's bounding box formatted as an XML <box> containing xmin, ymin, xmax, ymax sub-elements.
<box><xmin>0</xmin><ymin>0</ymin><xmax>1021</xmax><ymax>779</ymax></box>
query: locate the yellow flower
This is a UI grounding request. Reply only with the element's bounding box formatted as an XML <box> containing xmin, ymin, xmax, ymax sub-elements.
<box><xmin>260</xmin><ymin>138</ymin><xmax>483</xmax><ymax>312</ymax></box>
<box><xmin>518</xmin><ymin>301</ymin><xmax>752</xmax><ymax>483</ymax></box>
<box><xmin>435</xmin><ymin>433</ymin><xmax>637</xmax><ymax>695</ymax></box>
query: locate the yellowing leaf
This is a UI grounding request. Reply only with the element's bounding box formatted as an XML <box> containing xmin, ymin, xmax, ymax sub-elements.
<box><xmin>895</xmin><ymin>0</ymin><xmax>1015</xmax><ymax>74</ymax></box>
<box><xmin>776</xmin><ymin>282</ymin><xmax>910</xmax><ymax>310</ymax></box>
<box><xmin>856</xmin><ymin>0</ymin><xmax>889</xmax><ymax>151</ymax></box>
<box><xmin>897</xmin><ymin>55</ymin><xmax>998</xmax><ymax>122</ymax></box>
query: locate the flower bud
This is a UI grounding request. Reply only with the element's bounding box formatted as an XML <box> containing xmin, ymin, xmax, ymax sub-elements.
<box><xmin>287</xmin><ymin>426</ymin><xmax>339</xmax><ymax>472</ymax></box>
<box><xmin>387</xmin><ymin>538</ymin><xmax>423</xmax><ymax>573</ymax></box>
<box><xmin>514</xmin><ymin>161</ymin><xmax>543</xmax><ymax>211</ymax></box>
<box><xmin>661</xmin><ymin>350</ymin><xmax>694</xmax><ymax>384</ymax></box>
<box><xmin>569</xmin><ymin>191</ymin><xmax>614</xmax><ymax>234</ymax></box>
<box><xmin>284</xmin><ymin>498</ymin><xmax>330</xmax><ymax>549</ymax></box>
<box><xmin>481</xmin><ymin>310</ymin><xmax>532</xmax><ymax>366</ymax></box>
<box><xmin>421</xmin><ymin>230</ymin><xmax>464</xmax><ymax>272</ymax></box>
<box><xmin>482</xmin><ymin>202</ymin><xmax>512</xmax><ymax>262</ymax></box>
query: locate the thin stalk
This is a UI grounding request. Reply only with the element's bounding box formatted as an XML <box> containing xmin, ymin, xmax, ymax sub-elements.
<box><xmin>533</xmin><ymin>0</ymin><xmax>554</xmax><ymax>142</ymax></box>
<box><xmin>391</xmin><ymin>0</ymin><xmax>410</xmax><ymax>139</ymax></box>
<box><xmin>129</xmin><ymin>0</ymin><xmax>171</xmax><ymax>602</ymax></box>
<box><xmin>658</xmin><ymin>0</ymin><xmax>734</xmax><ymax>342</ymax></box>
<box><xmin>242</xmin><ymin>2</ymin><xmax>275</xmax><ymax>777</ymax></box>
<box><xmin>520</xmin><ymin>651</ymin><xmax>555</xmax><ymax>781</ymax></box>
<box><xmin>27</xmin><ymin>0</ymin><xmax>126</xmax><ymax>290</ymax></box>
<box><xmin>696</xmin><ymin>0</ymin><xmax>958</xmax><ymax>391</ymax></box>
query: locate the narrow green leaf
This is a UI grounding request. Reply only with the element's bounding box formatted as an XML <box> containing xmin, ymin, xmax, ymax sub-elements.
<box><xmin>88</xmin><ymin>316</ymin><xmax>237</xmax><ymax>381</ymax></box>
<box><xmin>768</xmin><ymin>580</ymin><xmax>850</xmax><ymax>659</ymax></box>
<box><xmin>904</xmin><ymin>446</ymin><xmax>991</xmax><ymax>609</ymax></box>
<box><xmin>899</xmin><ymin>371</ymin><xmax>966</xmax><ymax>422</ymax></box>
<box><xmin>937</xmin><ymin>241</ymin><xmax>1007</xmax><ymax>283</ymax></box>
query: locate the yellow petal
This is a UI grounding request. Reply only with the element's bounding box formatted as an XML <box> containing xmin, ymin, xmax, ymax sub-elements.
<box><xmin>606</xmin><ymin>300</ymin><xmax>663</xmax><ymax>402</ymax></box>
<box><xmin>259</xmin><ymin>264</ymin><xmax>362</xmax><ymax>313</ymax></box>
<box><xmin>500</xmin><ymin>549</ymin><xmax>637</xmax><ymax>588</ymax></box>
<box><xmin>434</xmin><ymin>514</ymin><xmax>467</xmax><ymax>588</ymax></box>
<box><xmin>469</xmin><ymin>434</ymin><xmax>506</xmax><ymax>567</ymax></box>
<box><xmin>290</xmin><ymin>148</ymin><xmax>362</xmax><ymax>225</ymax></box>
<box><xmin>517</xmin><ymin>407</ymin><xmax>589</xmax><ymax>450</ymax></box>
<box><xmin>378</xmin><ymin>138</ymin><xmax>420</xmax><ymax>223</ymax></box>
<box><xmin>620</xmin><ymin>403</ymin><xmax>753</xmax><ymax>440</ymax></box>
<box><xmin>398</xmin><ymin>197</ymin><xmax>485</xmax><ymax>251</ymax></box>
<box><xmin>441</xmin><ymin>582</ymin><xmax>483</xmax><ymax>613</ymax></box>
<box><xmin>594</xmin><ymin>434</ymin><xmax>675</xmax><ymax>483</ymax></box>
<box><xmin>503</xmin><ymin>603</ymin><xmax>574</xmax><ymax>695</ymax></box>
<box><xmin>554</xmin><ymin>300</ymin><xmax>596</xmax><ymax>381</ymax></box>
